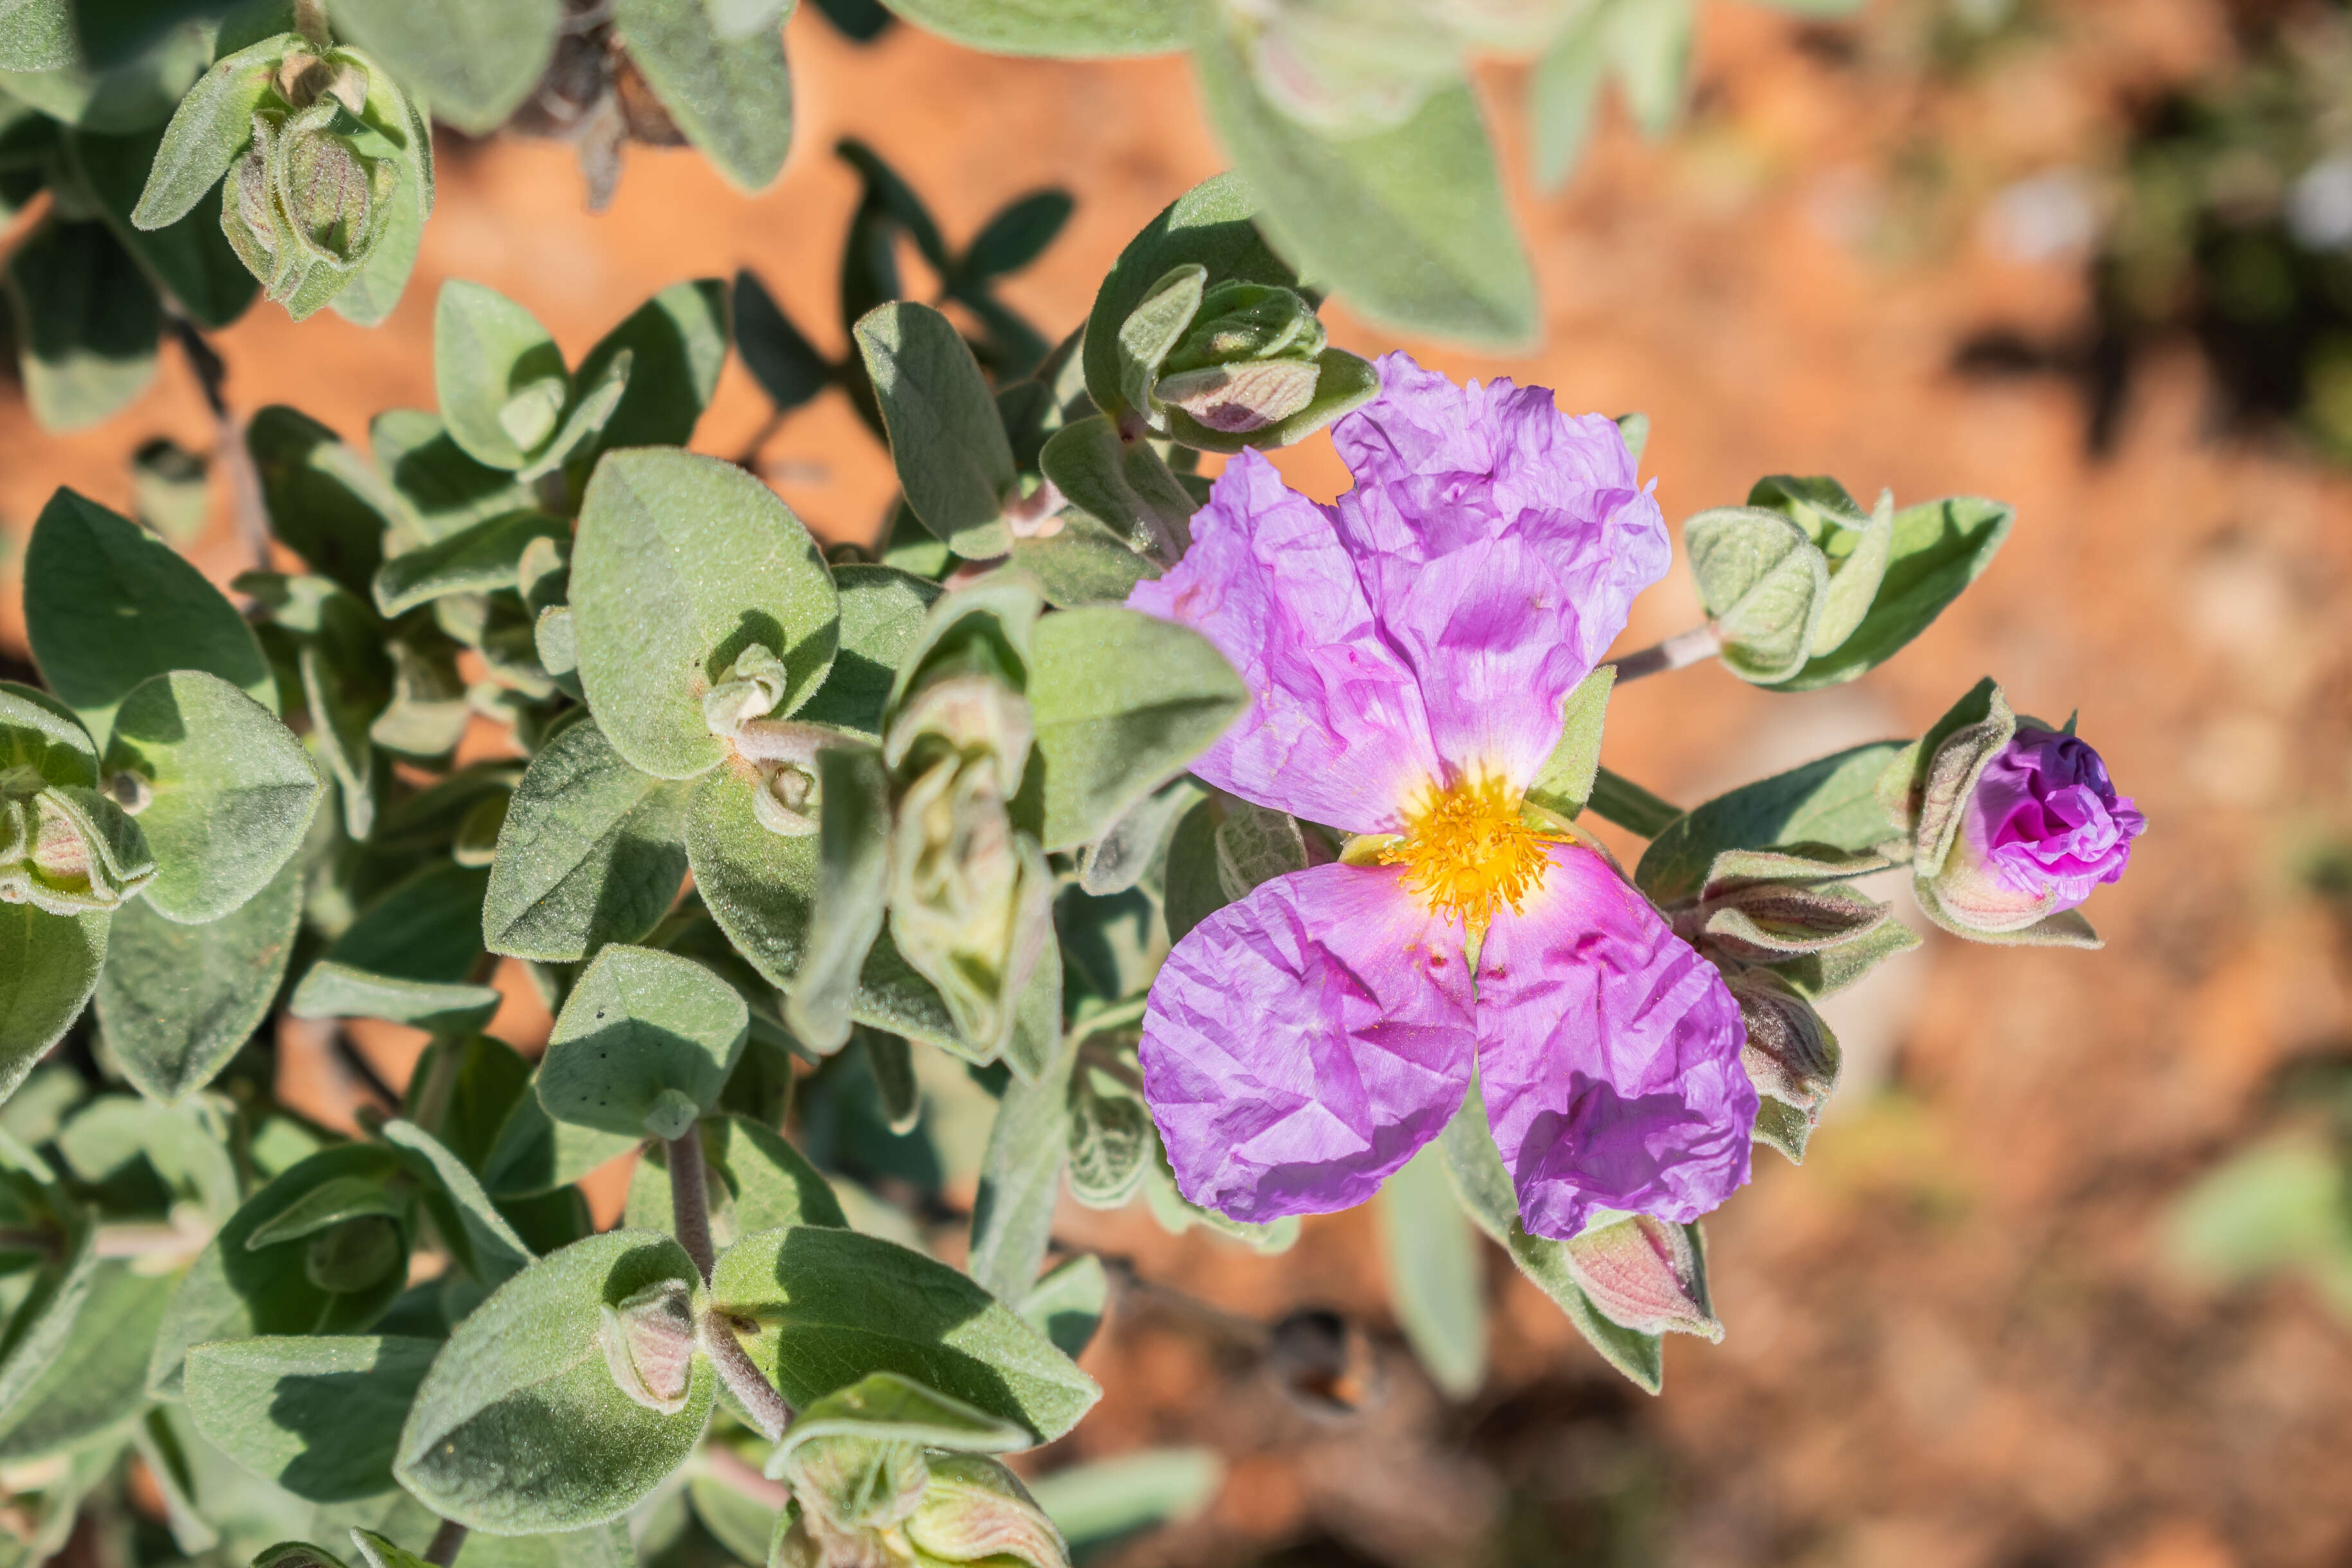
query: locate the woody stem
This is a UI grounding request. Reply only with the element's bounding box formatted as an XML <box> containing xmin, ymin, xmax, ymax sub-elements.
<box><xmin>1610</xmin><ymin>623</ymin><xmax>1722</xmax><ymax>683</ymax></box>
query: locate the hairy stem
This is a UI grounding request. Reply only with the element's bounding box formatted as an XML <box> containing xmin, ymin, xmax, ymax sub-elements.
<box><xmin>423</xmin><ymin>1519</ymin><xmax>467</xmax><ymax>1567</ymax></box>
<box><xmin>666</xmin><ymin>1127</ymin><xmax>715</xmax><ymax>1283</ymax></box>
<box><xmin>1610</xmin><ymin>623</ymin><xmax>1722</xmax><ymax>684</ymax></box>
<box><xmin>697</xmin><ymin>1310</ymin><xmax>794</xmax><ymax>1440</ymax></box>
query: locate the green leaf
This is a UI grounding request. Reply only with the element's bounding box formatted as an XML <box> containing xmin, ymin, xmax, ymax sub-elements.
<box><xmin>614</xmin><ymin>0</ymin><xmax>792</xmax><ymax>192</ymax></box>
<box><xmin>95</xmin><ymin>851</ymin><xmax>303</xmax><ymax>1104</ymax></box>
<box><xmin>125</xmin><ymin>30</ymin><xmax>283</xmax><ymax>227</ymax></box>
<box><xmin>1683</xmin><ymin>506</ymin><xmax>1827</xmax><ymax>685</ymax></box>
<box><xmin>873</xmin><ymin>0</ymin><xmax>1189</xmax><ymax>53</ymax></box>
<box><xmin>1634</xmin><ymin>742</ymin><xmax>1907</xmax><ymax>905</ymax></box>
<box><xmin>0</xmin><ymin>1262</ymin><xmax>174</xmax><ymax>1461</ymax></box>
<box><xmin>434</xmin><ymin>281</ymin><xmax>568</xmax><ymax>472</ymax></box>
<box><xmin>1010</xmin><ymin>508</ymin><xmax>1158</xmax><ymax>610</ymax></box>
<box><xmin>0</xmin><ymin>906</ymin><xmax>107</xmax><ymax>1101</ymax></box>
<box><xmin>0</xmin><ymin>0</ymin><xmax>75</xmax><ymax>71</ymax></box>
<box><xmin>69</xmin><ymin>120</ymin><xmax>256</xmax><ymax>327</ymax></box>
<box><xmin>625</xmin><ymin>1113</ymin><xmax>847</xmax><ymax>1247</ymax></box>
<box><xmin>4</xmin><ymin>218</ymin><xmax>159</xmax><ymax>432</ymax></box>
<box><xmin>394</xmin><ymin>1231</ymin><xmax>714</xmax><ymax>1531</ymax></box>
<box><xmin>960</xmin><ymin>189</ymin><xmax>1071</xmax><ymax>281</ymax></box>
<box><xmin>289</xmin><ymin>965</ymin><xmax>503</xmax><ymax>1035</ymax></box>
<box><xmin>1082</xmin><ymin>172</ymin><xmax>1294</xmax><ymax>422</ymax></box>
<box><xmin>1015</xmin><ymin>1254</ymin><xmax>1105</xmax><ymax>1362</ymax></box>
<box><xmin>791</xmin><ymin>565</ymin><xmax>943</xmax><ymax>737</ymax></box>
<box><xmin>100</xmin><ymin>670</ymin><xmax>319</xmax><ymax>923</ymax></box>
<box><xmin>708</xmin><ymin>1225</ymin><xmax>1098</xmax><ymax>1442</ymax></box>
<box><xmin>1038</xmin><ymin>414</ymin><xmax>1193</xmax><ymax>560</ymax></box>
<box><xmin>373</xmin><ymin>510</ymin><xmax>568</xmax><ymax>618</ymax></box>
<box><xmin>1026</xmin><ymin>606</ymin><xmax>1247</xmax><ymax>851</ymax></box>
<box><xmin>685</xmin><ymin>767</ymin><xmax>960</xmax><ymax>1049</ymax></box>
<box><xmin>1026</xmin><ymin>1448</ymin><xmax>1222</xmax><ymax>1553</ymax></box>
<box><xmin>1768</xmin><ymin>497</ymin><xmax>2015</xmax><ymax>692</ymax></box>
<box><xmin>0</xmin><ymin>681</ymin><xmax>100</xmax><ymax>790</ymax></box>
<box><xmin>733</xmin><ymin>269</ymin><xmax>831</xmax><ymax>413</ymax></box>
<box><xmin>185</xmin><ymin>1336</ymin><xmax>438</xmax><ymax>1502</ymax></box>
<box><xmin>785</xmin><ymin>747</ymin><xmax>892</xmax><ymax>1051</ymax></box>
<box><xmin>967</xmin><ymin>1032</ymin><xmax>1074</xmax><ymax>1303</ymax></box>
<box><xmin>0</xmin><ymin>1188</ymin><xmax>96</xmax><ymax>1437</ymax></box>
<box><xmin>382</xmin><ymin>1118</ymin><xmax>534</xmax><ymax>1285</ymax></box>
<box><xmin>148</xmin><ymin>1144</ymin><xmax>413</xmax><ymax>1398</ymax></box>
<box><xmin>854</xmin><ymin>301</ymin><xmax>1018</xmax><ymax>560</ymax></box>
<box><xmin>569</xmin><ymin>278</ymin><xmax>731</xmax><ymax>461</ymax></box>
<box><xmin>1804</xmin><ymin>489</ymin><xmax>1894</xmax><ymax>657</ymax></box>
<box><xmin>1528</xmin><ymin>1</ymin><xmax>1607</xmax><ymax>192</ymax></box>
<box><xmin>481</xmin><ymin>1089</ymin><xmax>641</xmax><ymax>1200</ymax></box>
<box><xmin>2166</xmin><ymin>1136</ymin><xmax>2352</xmax><ymax>1296</ymax></box>
<box><xmin>685</xmin><ymin>1477</ymin><xmax>776</xmax><ymax>1567</ymax></box>
<box><xmin>1434</xmin><ymin>1089</ymin><xmax>1663</xmax><ymax>1393</ymax></box>
<box><xmin>1607</xmin><ymin>0</ymin><xmax>1695</xmax><ymax>136</ymax></box>
<box><xmin>372</xmin><ymin>409</ymin><xmax>535</xmax><ymax>544</ymax></box>
<box><xmin>778</xmin><ymin>1370</ymin><xmax>1027</xmax><ymax>1464</ymax></box>
<box><xmin>539</xmin><ymin>945</ymin><xmax>748</xmax><ymax>1139</ymax></box>
<box><xmin>572</xmin><ymin>449</ymin><xmax>839</xmax><ymax>780</ymax></box>
<box><xmin>327</xmin><ymin>0</ymin><xmax>560</xmax><ymax>134</ymax></box>
<box><xmin>481</xmin><ymin>719</ymin><xmax>691</xmax><ymax>963</ymax></box>
<box><xmin>1522</xmin><ymin>666</ymin><xmax>1613</xmax><ymax>821</ymax></box>
<box><xmin>1193</xmin><ymin>29</ymin><xmax>1535</xmax><ymax>349</ymax></box>
<box><xmin>247</xmin><ymin>407</ymin><xmax>396</xmax><ymax>596</ymax></box>
<box><xmin>291</xmin><ymin>862</ymin><xmax>501</xmax><ymax>1033</ymax></box>
<box><xmin>1375</xmin><ymin>1141</ymin><xmax>1485</xmax><ymax>1398</ymax></box>
<box><xmin>24</xmin><ymin>488</ymin><xmax>273</xmax><ymax>743</ymax></box>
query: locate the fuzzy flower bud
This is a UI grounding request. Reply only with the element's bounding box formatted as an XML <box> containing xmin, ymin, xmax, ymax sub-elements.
<box><xmin>1152</xmin><ymin>281</ymin><xmax>1326</xmax><ymax>434</ymax></box>
<box><xmin>904</xmin><ymin>1455</ymin><xmax>1069</xmax><ymax>1568</ymax></box>
<box><xmin>596</xmin><ymin>1279</ymin><xmax>697</xmax><ymax>1415</ymax></box>
<box><xmin>882</xmin><ymin>675</ymin><xmax>1051</xmax><ymax>1056</ymax></box>
<box><xmin>1932</xmin><ymin>726</ymin><xmax>2144</xmax><ymax>934</ymax></box>
<box><xmin>0</xmin><ymin>776</ymin><xmax>156</xmax><ymax>916</ymax></box>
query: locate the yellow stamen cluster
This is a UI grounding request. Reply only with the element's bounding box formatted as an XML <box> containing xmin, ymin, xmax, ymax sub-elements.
<box><xmin>1381</xmin><ymin>772</ymin><xmax>1551</xmax><ymax>929</ymax></box>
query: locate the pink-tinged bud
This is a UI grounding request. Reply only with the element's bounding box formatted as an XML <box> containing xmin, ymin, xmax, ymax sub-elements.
<box><xmin>904</xmin><ymin>1456</ymin><xmax>1068</xmax><ymax>1568</ymax></box>
<box><xmin>1934</xmin><ymin>726</ymin><xmax>2143</xmax><ymax>934</ymax></box>
<box><xmin>1562</xmin><ymin>1212</ymin><xmax>1722</xmax><ymax>1342</ymax></box>
<box><xmin>598</xmin><ymin>1279</ymin><xmax>695</xmax><ymax>1414</ymax></box>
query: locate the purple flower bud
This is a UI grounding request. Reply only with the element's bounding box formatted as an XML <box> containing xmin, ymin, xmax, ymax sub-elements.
<box><xmin>1936</xmin><ymin>727</ymin><xmax>2144</xmax><ymax>932</ymax></box>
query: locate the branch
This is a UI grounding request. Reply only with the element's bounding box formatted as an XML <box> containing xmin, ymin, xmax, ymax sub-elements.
<box><xmin>697</xmin><ymin>1311</ymin><xmax>794</xmax><ymax>1441</ymax></box>
<box><xmin>423</xmin><ymin>1520</ymin><xmax>467</xmax><ymax>1568</ymax></box>
<box><xmin>666</xmin><ymin>1127</ymin><xmax>715</xmax><ymax>1283</ymax></box>
<box><xmin>1609</xmin><ymin>623</ymin><xmax>1722</xmax><ymax>684</ymax></box>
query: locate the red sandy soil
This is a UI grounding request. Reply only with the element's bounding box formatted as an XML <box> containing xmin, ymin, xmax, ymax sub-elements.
<box><xmin>10</xmin><ymin>1</ymin><xmax>2352</xmax><ymax>1564</ymax></box>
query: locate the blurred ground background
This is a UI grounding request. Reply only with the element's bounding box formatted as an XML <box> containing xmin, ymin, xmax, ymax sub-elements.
<box><xmin>10</xmin><ymin>0</ymin><xmax>2352</xmax><ymax>1564</ymax></box>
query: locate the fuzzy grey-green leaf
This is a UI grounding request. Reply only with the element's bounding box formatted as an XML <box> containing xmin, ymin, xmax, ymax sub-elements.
<box><xmin>1026</xmin><ymin>607</ymin><xmax>1247</xmax><ymax>851</ymax></box>
<box><xmin>100</xmin><ymin>670</ymin><xmax>319</xmax><ymax>924</ymax></box>
<box><xmin>539</xmin><ymin>945</ymin><xmax>747</xmax><ymax>1138</ymax></box>
<box><xmin>185</xmin><ymin>1336</ymin><xmax>438</xmax><ymax>1502</ymax></box>
<box><xmin>24</xmin><ymin>489</ymin><xmax>273</xmax><ymax>743</ymax></box>
<box><xmin>855</xmin><ymin>302</ymin><xmax>1019</xmax><ymax>560</ymax></box>
<box><xmin>394</xmin><ymin>1230</ymin><xmax>713</xmax><ymax>1531</ymax></box>
<box><xmin>571</xmin><ymin>449</ymin><xmax>838</xmax><ymax>780</ymax></box>
<box><xmin>614</xmin><ymin>0</ymin><xmax>792</xmax><ymax>192</ymax></box>
<box><xmin>481</xmin><ymin>719</ymin><xmax>691</xmax><ymax>962</ymax></box>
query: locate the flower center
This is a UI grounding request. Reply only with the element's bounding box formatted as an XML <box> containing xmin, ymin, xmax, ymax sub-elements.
<box><xmin>1380</xmin><ymin>773</ymin><xmax>1549</xmax><ymax>928</ymax></box>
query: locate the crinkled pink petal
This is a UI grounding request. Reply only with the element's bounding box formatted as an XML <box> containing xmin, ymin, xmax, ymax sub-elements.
<box><xmin>1474</xmin><ymin>844</ymin><xmax>1754</xmax><ymax>1240</ymax></box>
<box><xmin>1139</xmin><ymin>862</ymin><xmax>1477</xmax><ymax>1224</ymax></box>
<box><xmin>1127</xmin><ymin>451</ymin><xmax>1441</xmax><ymax>833</ymax></box>
<box><xmin>1329</xmin><ymin>353</ymin><xmax>1670</xmax><ymax>787</ymax></box>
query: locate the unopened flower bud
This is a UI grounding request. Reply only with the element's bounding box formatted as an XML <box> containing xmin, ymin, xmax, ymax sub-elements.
<box><xmin>1927</xmin><ymin>724</ymin><xmax>2143</xmax><ymax>936</ymax></box>
<box><xmin>1562</xmin><ymin>1211</ymin><xmax>1722</xmax><ymax>1342</ymax></box>
<box><xmin>904</xmin><ymin>1456</ymin><xmax>1069</xmax><ymax>1568</ymax></box>
<box><xmin>785</xmin><ymin>1434</ymin><xmax>929</xmax><ymax>1537</ymax></box>
<box><xmin>883</xmin><ymin>677</ymin><xmax>1049</xmax><ymax>1056</ymax></box>
<box><xmin>1726</xmin><ymin>968</ymin><xmax>1839</xmax><ymax>1121</ymax></box>
<box><xmin>703</xmin><ymin>644</ymin><xmax>793</xmax><ymax>738</ymax></box>
<box><xmin>1161</xmin><ymin>281</ymin><xmax>1326</xmax><ymax>376</ymax></box>
<box><xmin>0</xmin><ymin>783</ymin><xmax>156</xmax><ymax>916</ymax></box>
<box><xmin>276</xmin><ymin>104</ymin><xmax>385</xmax><ymax>265</ymax></box>
<box><xmin>1151</xmin><ymin>281</ymin><xmax>1326</xmax><ymax>434</ymax></box>
<box><xmin>597</xmin><ymin>1279</ymin><xmax>696</xmax><ymax>1415</ymax></box>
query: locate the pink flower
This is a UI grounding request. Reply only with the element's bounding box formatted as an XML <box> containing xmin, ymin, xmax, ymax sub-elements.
<box><xmin>1936</xmin><ymin>726</ymin><xmax>2144</xmax><ymax>932</ymax></box>
<box><xmin>1128</xmin><ymin>354</ymin><xmax>1755</xmax><ymax>1242</ymax></box>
